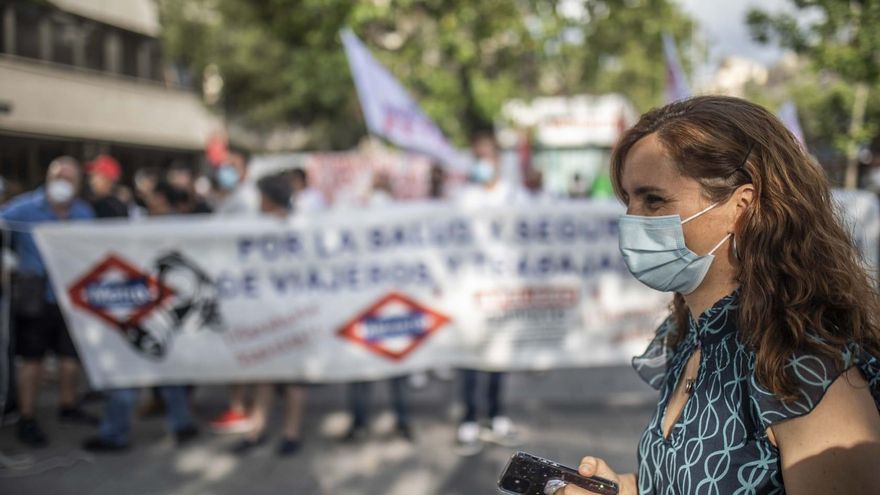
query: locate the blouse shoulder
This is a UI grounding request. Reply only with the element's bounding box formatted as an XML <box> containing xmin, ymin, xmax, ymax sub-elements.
<box><xmin>632</xmin><ymin>316</ymin><xmax>678</xmax><ymax>391</ymax></box>
<box><xmin>747</xmin><ymin>343</ymin><xmax>880</xmax><ymax>431</ymax></box>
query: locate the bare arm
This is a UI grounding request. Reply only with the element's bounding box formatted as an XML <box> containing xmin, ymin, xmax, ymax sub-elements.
<box><xmin>770</xmin><ymin>368</ymin><xmax>880</xmax><ymax>495</ymax></box>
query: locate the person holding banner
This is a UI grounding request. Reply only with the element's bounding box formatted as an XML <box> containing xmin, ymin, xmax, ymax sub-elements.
<box><xmin>556</xmin><ymin>96</ymin><xmax>880</xmax><ymax>494</ymax></box>
<box><xmin>233</xmin><ymin>174</ymin><xmax>309</xmax><ymax>456</ymax></box>
<box><xmin>342</xmin><ymin>176</ymin><xmax>414</xmax><ymax>443</ymax></box>
<box><xmin>83</xmin><ymin>181</ymin><xmax>199</xmax><ymax>452</ymax></box>
<box><xmin>454</xmin><ymin>131</ymin><xmax>526</xmax><ymax>455</ymax></box>
<box><xmin>0</xmin><ymin>157</ymin><xmax>98</xmax><ymax>448</ymax></box>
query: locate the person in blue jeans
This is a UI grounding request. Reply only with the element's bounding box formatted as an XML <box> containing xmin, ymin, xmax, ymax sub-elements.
<box><xmin>84</xmin><ymin>386</ymin><xmax>197</xmax><ymax>451</ymax></box>
<box><xmin>83</xmin><ymin>180</ymin><xmax>203</xmax><ymax>452</ymax></box>
<box><xmin>0</xmin><ymin>157</ymin><xmax>99</xmax><ymax>447</ymax></box>
<box><xmin>344</xmin><ymin>376</ymin><xmax>411</xmax><ymax>441</ymax></box>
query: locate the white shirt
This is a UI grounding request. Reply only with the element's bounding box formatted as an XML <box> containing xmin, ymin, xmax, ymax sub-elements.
<box><xmin>453</xmin><ymin>180</ymin><xmax>530</xmax><ymax>208</ymax></box>
<box><xmin>294</xmin><ymin>187</ymin><xmax>327</xmax><ymax>213</ymax></box>
<box><xmin>215</xmin><ymin>183</ymin><xmax>260</xmax><ymax>216</ymax></box>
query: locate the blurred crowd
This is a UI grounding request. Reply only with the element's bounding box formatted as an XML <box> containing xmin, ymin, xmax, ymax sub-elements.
<box><xmin>0</xmin><ymin>132</ymin><xmax>623</xmax><ymax>459</ymax></box>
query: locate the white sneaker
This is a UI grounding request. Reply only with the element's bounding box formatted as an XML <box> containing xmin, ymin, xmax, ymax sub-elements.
<box><xmin>455</xmin><ymin>421</ymin><xmax>483</xmax><ymax>456</ymax></box>
<box><xmin>485</xmin><ymin>416</ymin><xmax>523</xmax><ymax>447</ymax></box>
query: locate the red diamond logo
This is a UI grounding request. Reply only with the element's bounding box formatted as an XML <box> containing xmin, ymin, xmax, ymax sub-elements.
<box><xmin>337</xmin><ymin>292</ymin><xmax>450</xmax><ymax>361</ymax></box>
<box><xmin>68</xmin><ymin>254</ymin><xmax>174</xmax><ymax>331</ymax></box>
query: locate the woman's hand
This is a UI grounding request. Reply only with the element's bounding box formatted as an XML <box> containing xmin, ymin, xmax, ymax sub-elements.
<box><xmin>556</xmin><ymin>457</ymin><xmax>638</xmax><ymax>495</ymax></box>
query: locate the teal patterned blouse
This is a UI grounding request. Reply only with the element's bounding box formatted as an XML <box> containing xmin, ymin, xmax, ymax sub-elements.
<box><xmin>633</xmin><ymin>292</ymin><xmax>880</xmax><ymax>494</ymax></box>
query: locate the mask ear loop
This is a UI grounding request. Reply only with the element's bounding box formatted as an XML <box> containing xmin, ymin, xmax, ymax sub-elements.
<box><xmin>681</xmin><ymin>202</ymin><xmax>719</xmax><ymax>224</ymax></box>
<box><xmin>707</xmin><ymin>233</ymin><xmax>732</xmax><ymax>256</ymax></box>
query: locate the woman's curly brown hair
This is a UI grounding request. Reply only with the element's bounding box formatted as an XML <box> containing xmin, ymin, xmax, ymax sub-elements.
<box><xmin>610</xmin><ymin>95</ymin><xmax>880</xmax><ymax>400</ymax></box>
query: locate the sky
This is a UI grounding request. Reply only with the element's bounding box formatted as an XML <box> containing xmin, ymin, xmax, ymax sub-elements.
<box><xmin>676</xmin><ymin>0</ymin><xmax>795</xmax><ymax>65</ymax></box>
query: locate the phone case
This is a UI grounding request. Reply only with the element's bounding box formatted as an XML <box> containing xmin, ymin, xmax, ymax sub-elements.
<box><xmin>497</xmin><ymin>451</ymin><xmax>619</xmax><ymax>495</ymax></box>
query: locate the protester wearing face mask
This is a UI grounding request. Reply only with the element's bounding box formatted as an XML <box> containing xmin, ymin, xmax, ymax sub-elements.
<box><xmin>208</xmin><ymin>147</ymin><xmax>262</xmax><ymax>434</ymax></box>
<box><xmin>0</xmin><ymin>156</ymin><xmax>97</xmax><ymax>448</ymax></box>
<box><xmin>455</xmin><ymin>131</ymin><xmax>528</xmax><ymax>209</ymax></box>
<box><xmin>213</xmin><ymin>148</ymin><xmax>259</xmax><ymax>216</ymax></box>
<box><xmin>555</xmin><ymin>97</ymin><xmax>880</xmax><ymax>495</ymax></box>
<box><xmin>452</xmin><ymin>131</ymin><xmax>527</xmax><ymax>456</ymax></box>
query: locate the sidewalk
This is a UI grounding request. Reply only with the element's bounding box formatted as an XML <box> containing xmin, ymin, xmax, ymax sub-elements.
<box><xmin>0</xmin><ymin>366</ymin><xmax>656</xmax><ymax>495</ymax></box>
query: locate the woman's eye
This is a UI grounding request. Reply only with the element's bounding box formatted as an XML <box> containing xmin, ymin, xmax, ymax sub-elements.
<box><xmin>645</xmin><ymin>195</ymin><xmax>665</xmax><ymax>208</ymax></box>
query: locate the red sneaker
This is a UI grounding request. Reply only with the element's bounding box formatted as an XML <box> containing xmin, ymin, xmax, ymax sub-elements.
<box><xmin>209</xmin><ymin>410</ymin><xmax>252</xmax><ymax>434</ymax></box>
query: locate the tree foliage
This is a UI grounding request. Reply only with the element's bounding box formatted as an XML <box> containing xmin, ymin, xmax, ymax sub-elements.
<box><xmin>159</xmin><ymin>0</ymin><xmax>693</xmax><ymax>150</ymax></box>
<box><xmin>747</xmin><ymin>0</ymin><xmax>880</xmax><ymax>172</ymax></box>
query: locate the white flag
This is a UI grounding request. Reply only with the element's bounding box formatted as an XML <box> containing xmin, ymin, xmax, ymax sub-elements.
<box><xmin>778</xmin><ymin>100</ymin><xmax>805</xmax><ymax>145</ymax></box>
<box><xmin>663</xmin><ymin>33</ymin><xmax>690</xmax><ymax>103</ymax></box>
<box><xmin>341</xmin><ymin>29</ymin><xmax>463</xmax><ymax>167</ymax></box>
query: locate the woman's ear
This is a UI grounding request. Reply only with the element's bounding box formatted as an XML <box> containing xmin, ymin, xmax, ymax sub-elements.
<box><xmin>732</xmin><ymin>183</ymin><xmax>755</xmax><ymax>228</ymax></box>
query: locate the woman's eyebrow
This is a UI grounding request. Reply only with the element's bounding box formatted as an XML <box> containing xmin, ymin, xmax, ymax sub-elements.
<box><xmin>632</xmin><ymin>186</ymin><xmax>668</xmax><ymax>197</ymax></box>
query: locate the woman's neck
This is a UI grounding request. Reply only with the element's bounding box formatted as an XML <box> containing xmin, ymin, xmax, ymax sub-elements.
<box><xmin>683</xmin><ymin>250</ymin><xmax>738</xmax><ymax>319</ymax></box>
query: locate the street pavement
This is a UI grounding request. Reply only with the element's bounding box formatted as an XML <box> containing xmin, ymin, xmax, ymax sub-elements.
<box><xmin>0</xmin><ymin>366</ymin><xmax>656</xmax><ymax>495</ymax></box>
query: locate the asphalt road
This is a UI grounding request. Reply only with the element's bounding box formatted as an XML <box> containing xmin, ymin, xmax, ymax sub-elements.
<box><xmin>0</xmin><ymin>366</ymin><xmax>656</xmax><ymax>495</ymax></box>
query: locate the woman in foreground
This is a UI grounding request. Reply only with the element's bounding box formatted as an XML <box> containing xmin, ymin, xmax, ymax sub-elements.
<box><xmin>561</xmin><ymin>96</ymin><xmax>880</xmax><ymax>494</ymax></box>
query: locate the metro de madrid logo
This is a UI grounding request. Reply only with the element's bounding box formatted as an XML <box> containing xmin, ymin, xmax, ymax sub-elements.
<box><xmin>337</xmin><ymin>292</ymin><xmax>450</xmax><ymax>361</ymax></box>
<box><xmin>68</xmin><ymin>251</ymin><xmax>223</xmax><ymax>359</ymax></box>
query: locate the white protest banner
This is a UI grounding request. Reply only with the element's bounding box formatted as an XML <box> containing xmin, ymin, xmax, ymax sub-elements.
<box><xmin>834</xmin><ymin>189</ymin><xmax>880</xmax><ymax>279</ymax></box>
<box><xmin>35</xmin><ymin>201</ymin><xmax>668</xmax><ymax>389</ymax></box>
<box><xmin>34</xmin><ymin>193</ymin><xmax>878</xmax><ymax>389</ymax></box>
<box><xmin>341</xmin><ymin>29</ymin><xmax>465</xmax><ymax>167</ymax></box>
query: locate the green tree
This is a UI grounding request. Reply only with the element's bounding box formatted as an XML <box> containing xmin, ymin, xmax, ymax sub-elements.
<box><xmin>159</xmin><ymin>0</ymin><xmax>693</xmax><ymax>150</ymax></box>
<box><xmin>748</xmin><ymin>1</ymin><xmax>880</xmax><ymax>187</ymax></box>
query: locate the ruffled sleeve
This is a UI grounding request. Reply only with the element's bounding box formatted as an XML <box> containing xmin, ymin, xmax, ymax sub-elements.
<box><xmin>632</xmin><ymin>316</ymin><xmax>677</xmax><ymax>390</ymax></box>
<box><xmin>748</xmin><ymin>343</ymin><xmax>880</xmax><ymax>431</ymax></box>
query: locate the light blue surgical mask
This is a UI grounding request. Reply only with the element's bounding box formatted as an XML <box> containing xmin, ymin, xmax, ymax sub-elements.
<box><xmin>471</xmin><ymin>159</ymin><xmax>495</xmax><ymax>184</ymax></box>
<box><xmin>216</xmin><ymin>165</ymin><xmax>240</xmax><ymax>190</ymax></box>
<box><xmin>618</xmin><ymin>202</ymin><xmax>732</xmax><ymax>294</ymax></box>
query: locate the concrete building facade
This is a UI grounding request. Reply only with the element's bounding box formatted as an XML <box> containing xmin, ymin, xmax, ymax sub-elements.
<box><xmin>0</xmin><ymin>0</ymin><xmax>220</xmax><ymax>192</ymax></box>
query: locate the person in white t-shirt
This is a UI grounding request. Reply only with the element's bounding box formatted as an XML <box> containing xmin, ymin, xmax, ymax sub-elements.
<box><xmin>454</xmin><ymin>133</ymin><xmax>529</xmax><ymax>208</ymax></box>
<box><xmin>231</xmin><ymin>175</ymin><xmax>308</xmax><ymax>457</ymax></box>
<box><xmin>209</xmin><ymin>148</ymin><xmax>260</xmax><ymax>435</ymax></box>
<box><xmin>214</xmin><ymin>148</ymin><xmax>260</xmax><ymax>216</ymax></box>
<box><xmin>290</xmin><ymin>168</ymin><xmax>327</xmax><ymax>214</ymax></box>
<box><xmin>453</xmin><ymin>131</ymin><xmax>524</xmax><ymax>455</ymax></box>
<box><xmin>341</xmin><ymin>172</ymin><xmax>414</xmax><ymax>441</ymax></box>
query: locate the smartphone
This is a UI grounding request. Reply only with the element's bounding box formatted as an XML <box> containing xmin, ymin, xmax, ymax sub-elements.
<box><xmin>497</xmin><ymin>451</ymin><xmax>619</xmax><ymax>495</ymax></box>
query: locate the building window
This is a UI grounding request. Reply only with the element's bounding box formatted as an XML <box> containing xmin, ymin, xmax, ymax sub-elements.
<box><xmin>50</xmin><ymin>13</ymin><xmax>77</xmax><ymax>66</ymax></box>
<box><xmin>82</xmin><ymin>21</ymin><xmax>105</xmax><ymax>71</ymax></box>
<box><xmin>0</xmin><ymin>5</ymin><xmax>7</xmax><ymax>54</ymax></box>
<box><xmin>14</xmin><ymin>2</ymin><xmax>41</xmax><ymax>59</ymax></box>
<box><xmin>120</xmin><ymin>31</ymin><xmax>139</xmax><ymax>77</ymax></box>
<box><xmin>143</xmin><ymin>39</ymin><xmax>164</xmax><ymax>82</ymax></box>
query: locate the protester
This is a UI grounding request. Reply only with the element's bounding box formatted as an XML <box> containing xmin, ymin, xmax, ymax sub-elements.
<box><xmin>132</xmin><ymin>167</ymin><xmax>161</xmax><ymax>219</ymax></box>
<box><xmin>86</xmin><ymin>154</ymin><xmax>129</xmax><ymax>218</ymax></box>
<box><xmin>342</xmin><ymin>176</ymin><xmax>413</xmax><ymax>442</ymax></box>
<box><xmin>207</xmin><ymin>150</ymin><xmax>259</xmax><ymax>434</ymax></box>
<box><xmin>453</xmin><ymin>131</ymin><xmax>525</xmax><ymax>455</ymax></box>
<box><xmin>290</xmin><ymin>168</ymin><xmax>326</xmax><ymax>213</ymax></box>
<box><xmin>428</xmin><ymin>161</ymin><xmax>447</xmax><ymax>200</ymax></box>
<box><xmin>568</xmin><ymin>173</ymin><xmax>589</xmax><ymax>199</ymax></box>
<box><xmin>0</xmin><ymin>157</ymin><xmax>98</xmax><ymax>447</ymax></box>
<box><xmin>83</xmin><ymin>181</ymin><xmax>199</xmax><ymax>452</ymax></box>
<box><xmin>232</xmin><ymin>175</ymin><xmax>308</xmax><ymax>457</ymax></box>
<box><xmin>558</xmin><ymin>96</ymin><xmax>880</xmax><ymax>495</ymax></box>
<box><xmin>166</xmin><ymin>161</ymin><xmax>212</xmax><ymax>214</ymax></box>
<box><xmin>213</xmin><ymin>148</ymin><xmax>258</xmax><ymax>215</ymax></box>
